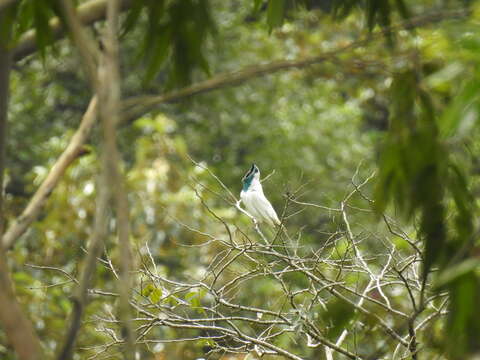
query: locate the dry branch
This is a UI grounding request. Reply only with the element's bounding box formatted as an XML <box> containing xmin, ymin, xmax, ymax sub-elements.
<box><xmin>0</xmin><ymin>0</ymin><xmax>16</xmax><ymax>12</ymax></box>
<box><xmin>13</xmin><ymin>0</ymin><xmax>132</xmax><ymax>62</ymax></box>
<box><xmin>0</xmin><ymin>11</ymin><xmax>10</xmax><ymax>235</ymax></box>
<box><xmin>2</xmin><ymin>96</ymin><xmax>97</xmax><ymax>249</ymax></box>
<box><xmin>58</xmin><ymin>0</ymin><xmax>101</xmax><ymax>89</ymax></box>
<box><xmin>100</xmin><ymin>0</ymin><xmax>135</xmax><ymax>356</ymax></box>
<box><xmin>120</xmin><ymin>8</ymin><xmax>469</xmax><ymax>122</ymax></box>
<box><xmin>0</xmin><ymin>253</ymin><xmax>43</xmax><ymax>360</ymax></box>
<box><xmin>51</xmin><ymin>3</ymin><xmax>113</xmax><ymax>358</ymax></box>
<box><xmin>96</xmin><ymin>164</ymin><xmax>427</xmax><ymax>359</ymax></box>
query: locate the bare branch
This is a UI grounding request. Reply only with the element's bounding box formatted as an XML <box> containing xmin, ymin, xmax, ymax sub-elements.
<box><xmin>2</xmin><ymin>96</ymin><xmax>97</xmax><ymax>249</ymax></box>
<box><xmin>0</xmin><ymin>0</ymin><xmax>16</xmax><ymax>12</ymax></box>
<box><xmin>0</xmin><ymin>252</ymin><xmax>44</xmax><ymax>360</ymax></box>
<box><xmin>0</xmin><ymin>9</ymin><xmax>11</xmax><ymax>236</ymax></box>
<box><xmin>0</xmin><ymin>12</ymin><xmax>44</xmax><ymax>360</ymax></box>
<box><xmin>13</xmin><ymin>0</ymin><xmax>132</xmax><ymax>62</ymax></box>
<box><xmin>25</xmin><ymin>263</ymin><xmax>79</xmax><ymax>284</ymax></box>
<box><xmin>58</xmin><ymin>0</ymin><xmax>101</xmax><ymax>89</ymax></box>
<box><xmin>100</xmin><ymin>0</ymin><xmax>135</xmax><ymax>356</ymax></box>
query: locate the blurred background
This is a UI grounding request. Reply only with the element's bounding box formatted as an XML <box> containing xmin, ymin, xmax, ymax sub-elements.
<box><xmin>2</xmin><ymin>0</ymin><xmax>480</xmax><ymax>359</ymax></box>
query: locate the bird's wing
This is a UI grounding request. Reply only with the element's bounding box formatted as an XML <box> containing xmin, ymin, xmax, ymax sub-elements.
<box><xmin>251</xmin><ymin>192</ymin><xmax>280</xmax><ymax>226</ymax></box>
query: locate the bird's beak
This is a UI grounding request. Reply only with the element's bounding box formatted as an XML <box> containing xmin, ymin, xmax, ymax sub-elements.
<box><xmin>242</xmin><ymin>164</ymin><xmax>256</xmax><ymax>181</ymax></box>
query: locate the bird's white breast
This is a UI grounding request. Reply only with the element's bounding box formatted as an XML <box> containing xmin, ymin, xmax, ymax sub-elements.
<box><xmin>240</xmin><ymin>189</ymin><xmax>262</xmax><ymax>220</ymax></box>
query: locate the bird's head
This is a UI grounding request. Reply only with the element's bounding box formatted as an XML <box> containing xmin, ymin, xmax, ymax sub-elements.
<box><xmin>242</xmin><ymin>164</ymin><xmax>260</xmax><ymax>190</ymax></box>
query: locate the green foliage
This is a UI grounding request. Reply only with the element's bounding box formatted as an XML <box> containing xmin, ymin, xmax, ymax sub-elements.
<box><xmin>435</xmin><ymin>258</ymin><xmax>480</xmax><ymax>289</ymax></box>
<box><xmin>439</xmin><ymin>71</ymin><xmax>480</xmax><ymax>139</ymax></box>
<box><xmin>374</xmin><ymin>70</ymin><xmax>447</xmax><ymax>275</ymax></box>
<box><xmin>321</xmin><ymin>299</ymin><xmax>355</xmax><ymax>340</ymax></box>
<box><xmin>447</xmin><ymin>273</ymin><xmax>480</xmax><ymax>357</ymax></box>
<box><xmin>374</xmin><ymin>44</ymin><xmax>480</xmax><ymax>359</ymax></box>
<box><xmin>266</xmin><ymin>0</ymin><xmax>286</xmax><ymax>31</ymax></box>
<box><xmin>27</xmin><ymin>0</ymin><xmax>57</xmax><ymax>58</ymax></box>
<box><xmin>12</xmin><ymin>0</ymin><xmax>62</xmax><ymax>58</ymax></box>
<box><xmin>253</xmin><ymin>0</ymin><xmax>264</xmax><ymax>13</ymax></box>
<box><xmin>0</xmin><ymin>2</ymin><xmax>17</xmax><ymax>45</ymax></box>
<box><xmin>142</xmin><ymin>283</ymin><xmax>162</xmax><ymax>303</ymax></box>
<box><xmin>185</xmin><ymin>289</ymin><xmax>207</xmax><ymax>314</ymax></box>
<box><xmin>257</xmin><ymin>0</ymin><xmax>413</xmax><ymax>36</ymax></box>
<box><xmin>333</xmin><ymin>0</ymin><xmax>412</xmax><ymax>44</ymax></box>
<box><xmin>123</xmin><ymin>0</ymin><xmax>215</xmax><ymax>86</ymax></box>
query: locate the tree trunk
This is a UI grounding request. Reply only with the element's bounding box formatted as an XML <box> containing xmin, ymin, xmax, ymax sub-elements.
<box><xmin>0</xmin><ymin>8</ymin><xmax>44</xmax><ymax>360</ymax></box>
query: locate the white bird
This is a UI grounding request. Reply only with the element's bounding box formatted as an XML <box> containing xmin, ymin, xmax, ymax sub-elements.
<box><xmin>240</xmin><ymin>164</ymin><xmax>280</xmax><ymax>226</ymax></box>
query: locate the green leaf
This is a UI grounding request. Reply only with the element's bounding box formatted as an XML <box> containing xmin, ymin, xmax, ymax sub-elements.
<box><xmin>365</xmin><ymin>0</ymin><xmax>395</xmax><ymax>45</ymax></box>
<box><xmin>266</xmin><ymin>0</ymin><xmax>286</xmax><ymax>32</ymax></box>
<box><xmin>253</xmin><ymin>0</ymin><xmax>264</xmax><ymax>13</ymax></box>
<box><xmin>121</xmin><ymin>0</ymin><xmax>145</xmax><ymax>37</ymax></box>
<box><xmin>142</xmin><ymin>284</ymin><xmax>162</xmax><ymax>303</ymax></box>
<box><xmin>434</xmin><ymin>258</ymin><xmax>480</xmax><ymax>289</ymax></box>
<box><xmin>32</xmin><ymin>0</ymin><xmax>54</xmax><ymax>55</ymax></box>
<box><xmin>446</xmin><ymin>274</ymin><xmax>480</xmax><ymax>357</ymax></box>
<box><xmin>439</xmin><ymin>78</ymin><xmax>480</xmax><ymax>139</ymax></box>
<box><xmin>185</xmin><ymin>290</ymin><xmax>206</xmax><ymax>313</ymax></box>
<box><xmin>149</xmin><ymin>288</ymin><xmax>162</xmax><ymax>303</ymax></box>
<box><xmin>185</xmin><ymin>291</ymin><xmax>197</xmax><ymax>302</ymax></box>
<box><xmin>366</xmin><ymin>0</ymin><xmax>379</xmax><ymax>32</ymax></box>
<box><xmin>394</xmin><ymin>0</ymin><xmax>410</xmax><ymax>20</ymax></box>
<box><xmin>165</xmin><ymin>296</ymin><xmax>179</xmax><ymax>306</ymax></box>
<box><xmin>137</xmin><ymin>0</ymin><xmax>215</xmax><ymax>87</ymax></box>
<box><xmin>13</xmin><ymin>271</ymin><xmax>34</xmax><ymax>285</ymax></box>
<box><xmin>141</xmin><ymin>283</ymin><xmax>155</xmax><ymax>297</ymax></box>
<box><xmin>332</xmin><ymin>0</ymin><xmax>358</xmax><ymax>20</ymax></box>
<box><xmin>448</xmin><ymin>163</ymin><xmax>474</xmax><ymax>240</ymax></box>
<box><xmin>201</xmin><ymin>338</ymin><xmax>216</xmax><ymax>348</ymax></box>
<box><xmin>421</xmin><ymin>201</ymin><xmax>446</xmax><ymax>278</ymax></box>
<box><xmin>374</xmin><ymin>70</ymin><xmax>449</xmax><ymax>280</ymax></box>
<box><xmin>143</xmin><ymin>24</ymin><xmax>172</xmax><ymax>85</ymax></box>
<box><xmin>0</xmin><ymin>4</ymin><xmax>17</xmax><ymax>45</ymax></box>
<box><xmin>321</xmin><ymin>299</ymin><xmax>355</xmax><ymax>339</ymax></box>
